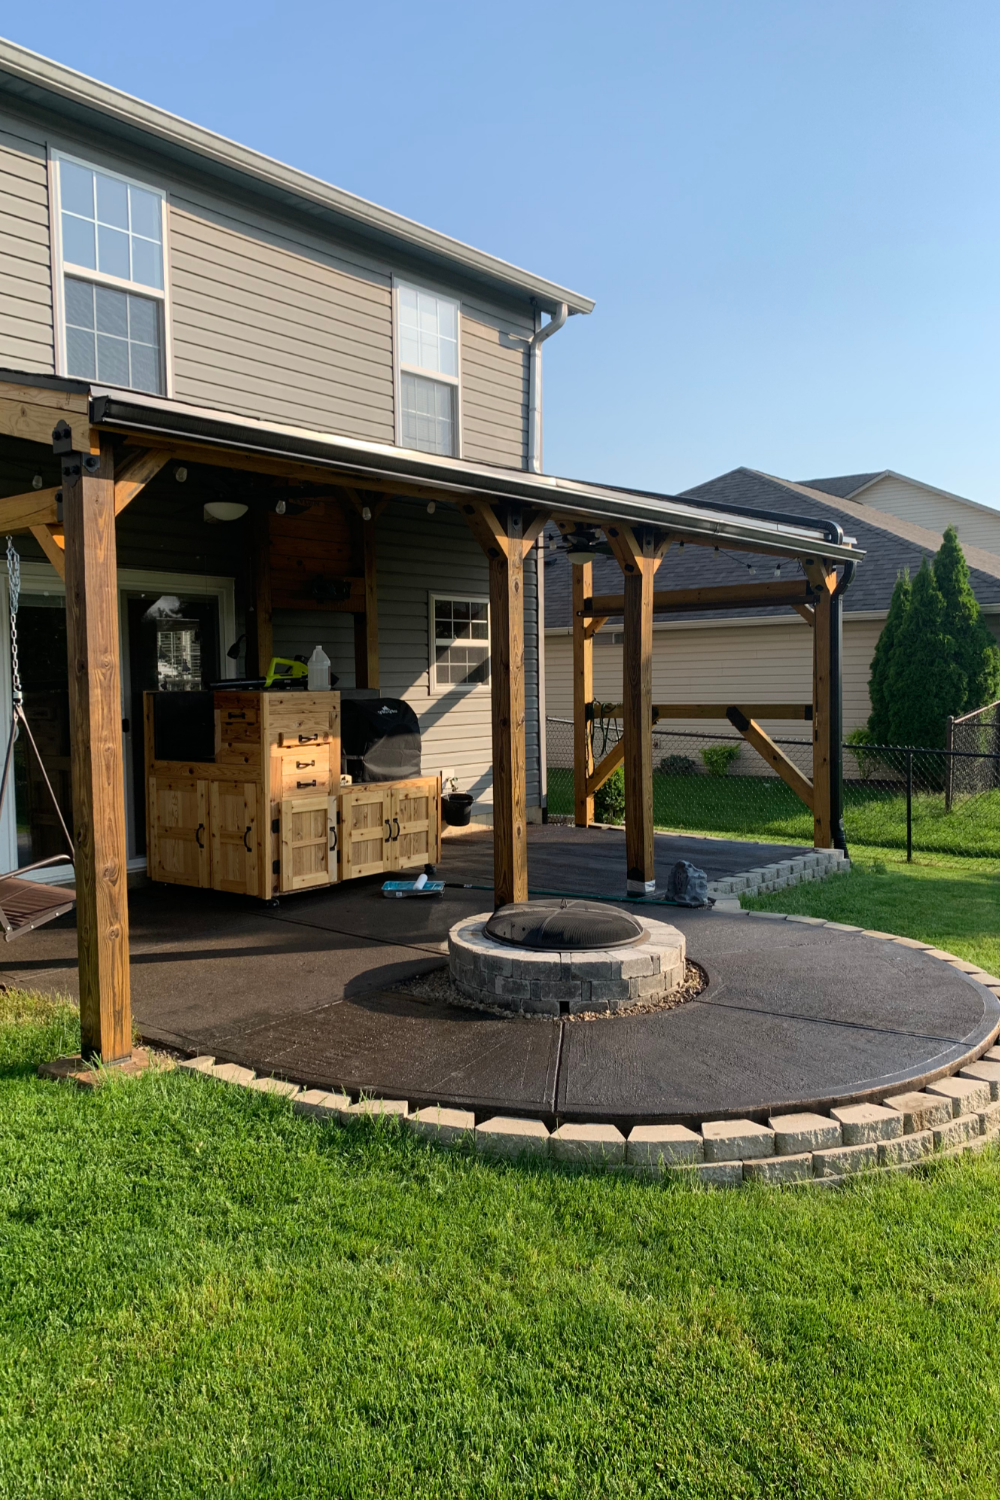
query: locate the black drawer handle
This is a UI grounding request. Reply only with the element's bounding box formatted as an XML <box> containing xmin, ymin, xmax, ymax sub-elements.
<box><xmin>329</xmin><ymin>825</ymin><xmax>338</xmax><ymax>852</ymax></box>
<box><xmin>195</xmin><ymin>823</ymin><xmax>205</xmax><ymax>850</ymax></box>
<box><xmin>384</xmin><ymin>819</ymin><xmax>392</xmax><ymax>842</ymax></box>
<box><xmin>296</xmin><ymin>760</ymin><xmax>315</xmax><ymax>769</ymax></box>
<box><xmin>392</xmin><ymin>817</ymin><xmax>400</xmax><ymax>841</ymax></box>
<box><xmin>227</xmin><ymin>712</ymin><xmax>246</xmax><ymax>721</ymax></box>
<box><xmin>296</xmin><ymin>779</ymin><xmax>317</xmax><ymax>789</ymax></box>
<box><xmin>243</xmin><ymin>825</ymin><xmax>252</xmax><ymax>852</ymax></box>
<box><xmin>298</xmin><ymin>734</ymin><xmax>318</xmax><ymax>744</ymax></box>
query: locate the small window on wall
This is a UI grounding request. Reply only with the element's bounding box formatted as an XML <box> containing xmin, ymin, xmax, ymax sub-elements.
<box><xmin>397</xmin><ymin>282</ymin><xmax>459</xmax><ymax>456</ymax></box>
<box><xmin>54</xmin><ymin>154</ymin><xmax>167</xmax><ymax>395</ymax></box>
<box><xmin>430</xmin><ymin>595</ymin><xmax>489</xmax><ymax>690</ymax></box>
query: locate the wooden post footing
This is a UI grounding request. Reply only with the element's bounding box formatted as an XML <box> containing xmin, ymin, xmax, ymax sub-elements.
<box><xmin>38</xmin><ymin>1048</ymin><xmax>174</xmax><ymax>1089</ymax></box>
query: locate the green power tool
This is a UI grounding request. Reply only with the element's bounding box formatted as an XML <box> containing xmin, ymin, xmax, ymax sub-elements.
<box><xmin>264</xmin><ymin>655</ymin><xmax>309</xmax><ymax>688</ymax></box>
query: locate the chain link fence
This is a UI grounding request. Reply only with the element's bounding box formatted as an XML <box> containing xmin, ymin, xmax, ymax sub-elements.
<box><xmin>546</xmin><ymin>716</ymin><xmax>1000</xmax><ymax>859</ymax></box>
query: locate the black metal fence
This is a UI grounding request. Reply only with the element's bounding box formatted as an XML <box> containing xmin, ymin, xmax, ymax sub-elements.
<box><xmin>545</xmin><ymin>717</ymin><xmax>1000</xmax><ymax>860</ymax></box>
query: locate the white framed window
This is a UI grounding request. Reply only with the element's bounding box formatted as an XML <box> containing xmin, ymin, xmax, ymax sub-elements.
<box><xmin>395</xmin><ymin>281</ymin><xmax>460</xmax><ymax>457</ymax></box>
<box><xmin>50</xmin><ymin>152</ymin><xmax>170</xmax><ymax>396</ymax></box>
<box><xmin>429</xmin><ymin>593</ymin><xmax>489</xmax><ymax>692</ymax></box>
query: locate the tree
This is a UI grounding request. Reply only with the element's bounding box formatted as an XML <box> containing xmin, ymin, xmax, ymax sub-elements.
<box><xmin>933</xmin><ymin>524</ymin><xmax>1000</xmax><ymax>715</ymax></box>
<box><xmin>886</xmin><ymin>557</ymin><xmax>962</xmax><ymax>746</ymax></box>
<box><xmin>867</xmin><ymin>570</ymin><xmax>911</xmax><ymax>743</ymax></box>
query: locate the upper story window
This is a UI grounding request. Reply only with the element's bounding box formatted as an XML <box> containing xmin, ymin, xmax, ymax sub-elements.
<box><xmin>54</xmin><ymin>154</ymin><xmax>168</xmax><ymax>395</ymax></box>
<box><xmin>396</xmin><ymin>282</ymin><xmax>459</xmax><ymax>457</ymax></box>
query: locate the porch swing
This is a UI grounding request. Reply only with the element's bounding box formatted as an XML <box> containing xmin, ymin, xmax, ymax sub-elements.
<box><xmin>0</xmin><ymin>538</ymin><xmax>76</xmax><ymax>940</ymax></box>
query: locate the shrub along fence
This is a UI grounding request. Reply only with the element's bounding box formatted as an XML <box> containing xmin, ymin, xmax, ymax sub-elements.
<box><xmin>545</xmin><ymin>717</ymin><xmax>1000</xmax><ymax>860</ymax></box>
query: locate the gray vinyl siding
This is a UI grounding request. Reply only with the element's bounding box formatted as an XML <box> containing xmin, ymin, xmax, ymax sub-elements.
<box><xmin>274</xmin><ymin>497</ymin><xmax>542</xmax><ymax>810</ymax></box>
<box><xmin>168</xmin><ymin>202</ymin><xmax>395</xmax><ymax>442</ymax></box>
<box><xmin>0</xmin><ymin>120</ymin><xmax>54</xmax><ymax>374</ymax></box>
<box><xmin>460</xmin><ymin>305</ymin><xmax>530</xmax><ymax>468</ymax></box>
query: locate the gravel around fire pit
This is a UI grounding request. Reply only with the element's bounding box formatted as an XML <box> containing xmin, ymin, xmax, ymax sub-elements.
<box><xmin>391</xmin><ymin>960</ymin><xmax>707</xmax><ymax>1021</ymax></box>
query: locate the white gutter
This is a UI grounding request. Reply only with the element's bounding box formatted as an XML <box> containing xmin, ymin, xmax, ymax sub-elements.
<box><xmin>527</xmin><ymin>303</ymin><xmax>569</xmax><ymax>473</ymax></box>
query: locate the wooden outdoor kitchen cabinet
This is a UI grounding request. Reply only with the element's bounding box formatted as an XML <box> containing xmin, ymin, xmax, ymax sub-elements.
<box><xmin>145</xmin><ymin>689</ymin><xmax>440</xmax><ymax>898</ymax></box>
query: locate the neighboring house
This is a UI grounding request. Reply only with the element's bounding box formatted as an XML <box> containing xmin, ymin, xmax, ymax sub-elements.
<box><xmin>544</xmin><ymin>467</ymin><xmax>1000</xmax><ymax>763</ymax></box>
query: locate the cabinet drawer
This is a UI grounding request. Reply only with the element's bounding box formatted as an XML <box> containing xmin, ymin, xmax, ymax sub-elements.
<box><xmin>273</xmin><ymin>744</ymin><xmax>331</xmax><ymax>796</ymax></box>
<box><xmin>267</xmin><ymin>694</ymin><xmax>339</xmax><ymax>748</ymax></box>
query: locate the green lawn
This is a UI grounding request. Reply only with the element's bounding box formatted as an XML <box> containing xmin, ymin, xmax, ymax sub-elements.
<box><xmin>4</xmin><ymin>963</ymin><xmax>1000</xmax><ymax>1498</ymax></box>
<box><xmin>546</xmin><ymin>768</ymin><xmax>1000</xmax><ymax>858</ymax></box>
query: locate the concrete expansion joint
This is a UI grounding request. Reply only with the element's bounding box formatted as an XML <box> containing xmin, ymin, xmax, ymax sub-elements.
<box><xmin>171</xmin><ymin>934</ymin><xmax>1000</xmax><ymax>1190</ymax></box>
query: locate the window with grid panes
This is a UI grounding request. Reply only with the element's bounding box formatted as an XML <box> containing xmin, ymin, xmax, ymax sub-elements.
<box><xmin>397</xmin><ymin>283</ymin><xmax>459</xmax><ymax>456</ymax></box>
<box><xmin>57</xmin><ymin>155</ymin><xmax>166</xmax><ymax>394</ymax></box>
<box><xmin>431</xmin><ymin>596</ymin><xmax>489</xmax><ymax>689</ymax></box>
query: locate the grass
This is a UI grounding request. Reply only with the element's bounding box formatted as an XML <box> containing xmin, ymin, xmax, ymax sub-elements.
<box><xmin>546</xmin><ymin>768</ymin><xmax>1000</xmax><ymax>858</ymax></box>
<box><xmin>4</xmin><ymin>981</ymin><xmax>1000</xmax><ymax>1496</ymax></box>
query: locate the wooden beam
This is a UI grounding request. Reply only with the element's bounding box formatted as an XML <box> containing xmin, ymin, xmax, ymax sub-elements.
<box><xmin>0</xmin><ymin>488</ymin><xmax>60</xmax><ymax>531</ymax></box>
<box><xmin>794</xmin><ymin>603</ymin><xmax>815</xmax><ymax>627</ymax></box>
<box><xmin>61</xmin><ymin>436</ymin><xmax>132</xmax><ymax>1063</ymax></box>
<box><xmin>0</xmin><ymin>396</ymin><xmax>95</xmax><ymax>453</ymax></box>
<box><xmin>572</xmin><ymin>561</ymin><xmax>594</xmax><ymax>827</ymax></box>
<box><xmin>593</xmin><ymin>703</ymin><xmax>813</xmax><ymax>721</ymax></box>
<box><xmin>607</xmin><ymin>525</ymin><xmax>664</xmax><ymax>894</ymax></box>
<box><xmin>586</xmin><ymin>578</ymin><xmax>814</xmax><ymax>617</ymax></box>
<box><xmin>584</xmin><ymin>615</ymin><xmax>609</xmax><ymax>641</ymax></box>
<box><xmin>726</xmin><ymin>710</ymin><xmax>814</xmax><ymax>812</ymax></box>
<box><xmin>521</xmin><ymin>509</ymin><xmax>550</xmax><ymax>554</ymax></box>
<box><xmin>812</xmin><ymin>577</ymin><xmax>835</xmax><ymax>846</ymax></box>
<box><xmin>113</xmin><ymin>449</ymin><xmax>169</xmax><ymax>514</ymax></box>
<box><xmin>353</xmin><ymin>510</ymin><xmax>379</xmax><ymax>689</ymax></box>
<box><xmin>30</xmin><ymin>524</ymin><xmax>65</xmax><ymax>578</ymax></box>
<box><xmin>586</xmin><ymin>735</ymin><xmax>625</xmax><ymax>797</ymax></box>
<box><xmin>465</xmin><ymin>503</ymin><xmax>527</xmax><ymax>906</ymax></box>
<box><xmin>251</xmin><ymin>506</ymin><xmax>273</xmax><ymax>678</ymax></box>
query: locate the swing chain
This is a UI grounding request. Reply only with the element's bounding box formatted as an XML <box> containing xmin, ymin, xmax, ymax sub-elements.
<box><xmin>6</xmin><ymin>536</ymin><xmax>20</xmax><ymax>710</ymax></box>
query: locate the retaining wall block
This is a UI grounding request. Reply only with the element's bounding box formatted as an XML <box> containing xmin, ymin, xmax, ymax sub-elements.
<box><xmin>588</xmin><ymin>978</ymin><xmax>632</xmax><ymax>1004</ymax></box>
<box><xmin>550</xmin><ymin>1122</ymin><xmax>626</xmax><ymax>1166</ymax></box>
<box><xmin>769</xmin><ymin>1112</ymin><xmax>843</xmax><ymax>1155</ymax></box>
<box><xmin>495</xmin><ymin>978</ymin><xmax>531</xmax><ymax>1002</ymax></box>
<box><xmin>742</xmin><ymin>1152</ymin><xmax>813</xmax><ymax>1184</ymax></box>
<box><xmin>669</xmin><ymin>1161</ymin><xmax>743</xmax><ymax>1187</ymax></box>
<box><xmin>293</xmin><ymin>1089</ymin><xmax>352</xmax><ymax>1121</ymax></box>
<box><xmin>511</xmin><ymin>955</ymin><xmax>561</xmax><ymax>981</ymax></box>
<box><xmin>926</xmin><ymin>1076</ymin><xmax>992</xmax><ymax>1117</ymax></box>
<box><xmin>178</xmin><ymin>1055</ymin><xmax>215</xmax><ymax>1073</ymax></box>
<box><xmin>345</xmin><ymin>1098</ymin><xmax>408</xmax><ymax>1120</ymax></box>
<box><xmin>407</xmin><ymin>1106</ymin><xmax>476</xmax><ymax>1144</ymax></box>
<box><xmin>248</xmin><ymin>1077</ymin><xmax>301</xmax><ymax>1098</ymax></box>
<box><xmin>985</xmin><ymin>1046</ymin><xmax>1000</xmax><ymax>1063</ymax></box>
<box><xmin>933</xmin><ymin>1113</ymin><xmax>980</xmax><ymax>1152</ymax></box>
<box><xmin>883</xmin><ymin>1091</ymin><xmax>953</xmax><ymax>1133</ymax></box>
<box><xmin>813</xmin><ymin>1141</ymin><xmax>879</xmax><ymax>1178</ymax></box>
<box><xmin>209</xmin><ymin>1063</ymin><xmax>256</xmax><ymax>1087</ymax></box>
<box><xmin>977</xmin><ymin>1101</ymin><xmax>1000</xmax><ymax>1136</ymax></box>
<box><xmin>702</xmin><ymin>1118</ymin><xmax>775</xmax><ymax>1161</ymax></box>
<box><xmin>627</xmin><ymin>1123</ymin><xmax>704</xmax><ymax>1169</ymax></box>
<box><xmin>959</xmin><ymin>1060</ymin><xmax>1000</xmax><ymax>1101</ymax></box>
<box><xmin>475</xmin><ymin>1116</ymin><xmax>550</xmax><ymax>1158</ymax></box>
<box><xmin>831</xmin><ymin>1102</ymin><xmax>904</xmax><ymax>1145</ymax></box>
<box><xmin>877</xmin><ymin>1130</ymin><xmax>934</xmax><ymax>1166</ymax></box>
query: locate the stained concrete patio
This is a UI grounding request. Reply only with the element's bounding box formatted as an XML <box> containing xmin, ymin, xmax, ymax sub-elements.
<box><xmin>8</xmin><ymin>823</ymin><xmax>995</xmax><ymax>1125</ymax></box>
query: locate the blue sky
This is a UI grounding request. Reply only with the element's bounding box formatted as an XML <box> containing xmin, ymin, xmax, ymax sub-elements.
<box><xmin>6</xmin><ymin>2</ymin><xmax>1000</xmax><ymax>503</ymax></box>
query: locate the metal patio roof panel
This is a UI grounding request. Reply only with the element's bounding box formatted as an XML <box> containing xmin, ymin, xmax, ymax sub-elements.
<box><xmin>0</xmin><ymin>38</ymin><xmax>594</xmax><ymax>318</ymax></box>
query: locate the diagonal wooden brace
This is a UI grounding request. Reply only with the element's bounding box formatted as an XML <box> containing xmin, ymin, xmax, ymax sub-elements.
<box><xmin>726</xmin><ymin>707</ymin><xmax>814</xmax><ymax>812</ymax></box>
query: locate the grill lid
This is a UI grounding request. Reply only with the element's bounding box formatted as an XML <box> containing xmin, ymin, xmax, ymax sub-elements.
<box><xmin>484</xmin><ymin>900</ymin><xmax>647</xmax><ymax>950</ymax></box>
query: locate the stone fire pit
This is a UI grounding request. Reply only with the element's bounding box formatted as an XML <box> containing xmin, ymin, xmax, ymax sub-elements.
<box><xmin>448</xmin><ymin>899</ymin><xmax>686</xmax><ymax>1016</ymax></box>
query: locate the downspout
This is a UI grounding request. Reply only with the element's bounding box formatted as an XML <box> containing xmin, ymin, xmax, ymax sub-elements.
<box><xmin>527</xmin><ymin>302</ymin><xmax>569</xmax><ymax>474</ymax></box>
<box><xmin>829</xmin><ymin>558</ymin><xmax>857</xmax><ymax>854</ymax></box>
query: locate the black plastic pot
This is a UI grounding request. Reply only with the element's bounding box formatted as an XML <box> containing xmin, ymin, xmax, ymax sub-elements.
<box><xmin>442</xmin><ymin>793</ymin><xmax>474</xmax><ymax>827</ymax></box>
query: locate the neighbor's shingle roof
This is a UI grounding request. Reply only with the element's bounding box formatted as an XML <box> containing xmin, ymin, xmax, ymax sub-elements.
<box><xmin>543</xmin><ymin>466</ymin><xmax>1000</xmax><ymax>629</ymax></box>
<box><xmin>798</xmin><ymin>472</ymin><xmax>886</xmax><ymax>499</ymax></box>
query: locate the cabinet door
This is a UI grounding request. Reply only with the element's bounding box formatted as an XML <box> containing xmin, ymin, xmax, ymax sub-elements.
<box><xmin>210</xmin><ymin>781</ymin><xmax>260</xmax><ymax>896</ymax></box>
<box><xmin>339</xmin><ymin>786</ymin><xmax>393</xmax><ymax>879</ymax></box>
<box><xmin>148</xmin><ymin>777</ymin><xmax>210</xmax><ymax>887</ymax></box>
<box><xmin>280</xmin><ymin>794</ymin><xmax>333</xmax><ymax>892</ymax></box>
<box><xmin>390</xmin><ymin>780</ymin><xmax>438</xmax><ymax>871</ymax></box>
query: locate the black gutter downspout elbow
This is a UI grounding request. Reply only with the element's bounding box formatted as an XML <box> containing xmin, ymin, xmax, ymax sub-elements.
<box><xmin>829</xmin><ymin>559</ymin><xmax>858</xmax><ymax>855</ymax></box>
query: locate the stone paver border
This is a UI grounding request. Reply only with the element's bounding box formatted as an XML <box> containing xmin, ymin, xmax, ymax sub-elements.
<box><xmin>171</xmin><ymin>914</ymin><xmax>1000</xmax><ymax>1189</ymax></box>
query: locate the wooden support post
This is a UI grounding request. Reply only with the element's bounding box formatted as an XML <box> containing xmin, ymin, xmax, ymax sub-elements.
<box><xmin>812</xmin><ymin>574</ymin><xmax>835</xmax><ymax>847</ymax></box>
<box><xmin>572</xmin><ymin>560</ymin><xmax>594</xmax><ymax>827</ymax></box>
<box><xmin>60</xmin><ymin>434</ymin><xmax>132</xmax><ymax>1063</ymax></box>
<box><xmin>353</xmin><ymin>512</ymin><xmax>379</xmax><ymax>689</ymax></box>
<box><xmin>251</xmin><ymin>506</ymin><xmax>273</xmax><ymax>678</ymax></box>
<box><xmin>604</xmin><ymin>524</ymin><xmax>666</xmax><ymax>894</ymax></box>
<box><xmin>462</xmin><ymin>500</ymin><xmax>527</xmax><ymax>907</ymax></box>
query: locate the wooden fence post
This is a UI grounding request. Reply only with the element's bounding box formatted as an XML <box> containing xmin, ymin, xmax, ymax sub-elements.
<box><xmin>60</xmin><ymin>432</ymin><xmax>132</xmax><ymax>1062</ymax></box>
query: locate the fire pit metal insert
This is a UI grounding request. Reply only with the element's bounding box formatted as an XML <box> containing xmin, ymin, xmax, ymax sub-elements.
<box><xmin>484</xmin><ymin>899</ymin><xmax>648</xmax><ymax>951</ymax></box>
